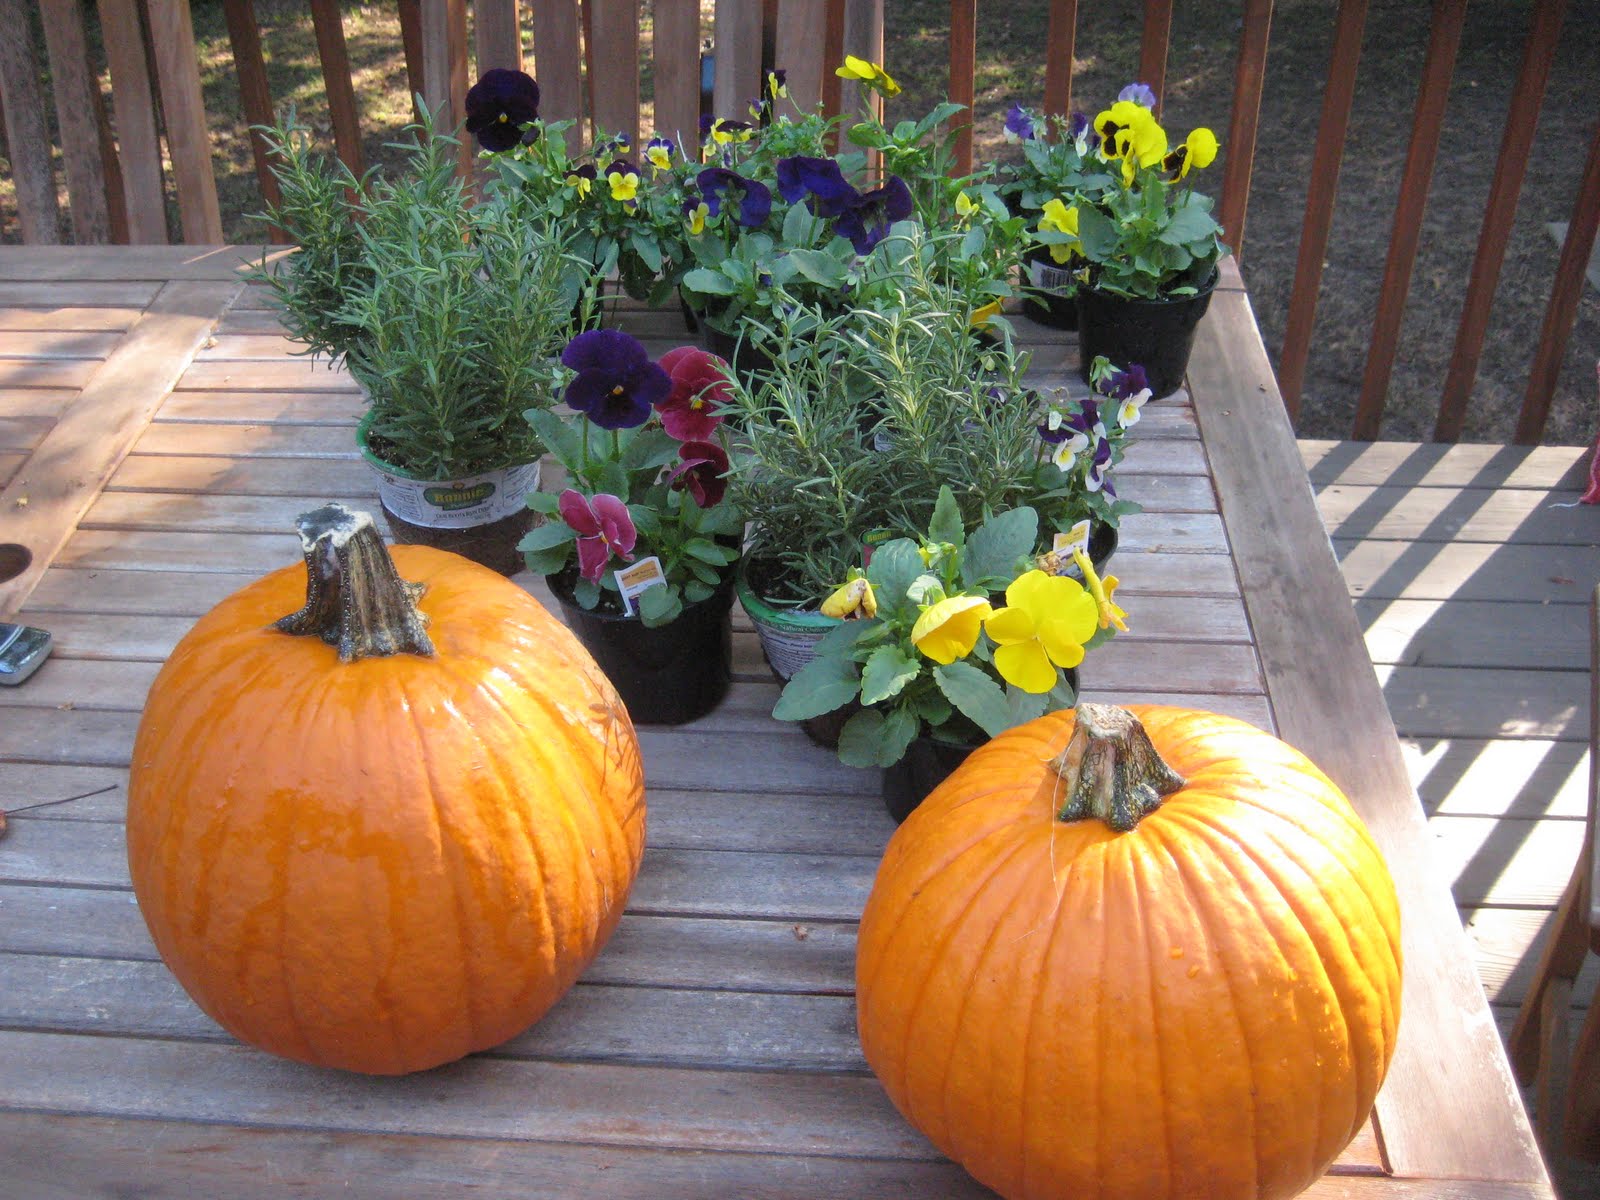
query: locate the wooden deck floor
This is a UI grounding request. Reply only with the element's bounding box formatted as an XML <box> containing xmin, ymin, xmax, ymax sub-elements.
<box><xmin>1304</xmin><ymin>438</ymin><xmax>1600</xmax><ymax>1197</ymax></box>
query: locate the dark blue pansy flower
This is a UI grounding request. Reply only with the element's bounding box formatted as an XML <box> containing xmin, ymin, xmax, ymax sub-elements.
<box><xmin>697</xmin><ymin>167</ymin><xmax>771</xmax><ymax>228</ymax></box>
<box><xmin>465</xmin><ymin>69</ymin><xmax>541</xmax><ymax>152</ymax></box>
<box><xmin>1104</xmin><ymin>363</ymin><xmax>1149</xmax><ymax>400</ymax></box>
<box><xmin>561</xmin><ymin>329</ymin><xmax>671</xmax><ymax>430</ymax></box>
<box><xmin>775</xmin><ymin>155</ymin><xmax>859</xmax><ymax>216</ymax></box>
<box><xmin>1087</xmin><ymin>436</ymin><xmax>1116</xmax><ymax>494</ymax></box>
<box><xmin>699</xmin><ymin>113</ymin><xmax>715</xmax><ymax>139</ymax></box>
<box><xmin>834</xmin><ymin>175</ymin><xmax>913</xmax><ymax>255</ymax></box>
<box><xmin>1003</xmin><ymin>103</ymin><xmax>1038</xmax><ymax>143</ymax></box>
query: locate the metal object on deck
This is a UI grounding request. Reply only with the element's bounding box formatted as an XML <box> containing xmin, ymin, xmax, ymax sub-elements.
<box><xmin>0</xmin><ymin>543</ymin><xmax>50</xmax><ymax>686</ymax></box>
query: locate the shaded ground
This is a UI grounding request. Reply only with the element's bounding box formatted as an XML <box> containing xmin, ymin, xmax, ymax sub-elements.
<box><xmin>2</xmin><ymin>0</ymin><xmax>1596</xmax><ymax>443</ymax></box>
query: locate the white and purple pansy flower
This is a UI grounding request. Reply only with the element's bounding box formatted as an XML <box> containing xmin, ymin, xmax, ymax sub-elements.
<box><xmin>1004</xmin><ymin>103</ymin><xmax>1039</xmax><ymax>143</ymax></box>
<box><xmin>1117</xmin><ymin>82</ymin><xmax>1159</xmax><ymax>109</ymax></box>
<box><xmin>561</xmin><ymin>329</ymin><xmax>672</xmax><ymax>430</ymax></box>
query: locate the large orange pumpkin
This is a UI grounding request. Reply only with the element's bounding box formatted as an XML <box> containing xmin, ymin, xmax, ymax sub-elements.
<box><xmin>856</xmin><ymin>703</ymin><xmax>1402</xmax><ymax>1200</ymax></box>
<box><xmin>127</xmin><ymin>504</ymin><xmax>646</xmax><ymax>1075</ymax></box>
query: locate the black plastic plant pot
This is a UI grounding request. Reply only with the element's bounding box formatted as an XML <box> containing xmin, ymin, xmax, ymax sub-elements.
<box><xmin>1020</xmin><ymin>247</ymin><xmax>1079</xmax><ymax>331</ymax></box>
<box><xmin>1075</xmin><ymin>271</ymin><xmax>1218</xmax><ymax>400</ymax></box>
<box><xmin>698</xmin><ymin>320</ymin><xmax>777</xmax><ymax>387</ymax></box>
<box><xmin>882</xmin><ymin>735</ymin><xmax>978</xmax><ymax>825</ymax></box>
<box><xmin>550</xmin><ymin>575</ymin><xmax>735</xmax><ymax>726</ymax></box>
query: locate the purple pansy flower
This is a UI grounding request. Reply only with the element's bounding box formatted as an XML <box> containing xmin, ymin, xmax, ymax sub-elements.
<box><xmin>1085</xmin><ymin>436</ymin><xmax>1115</xmax><ymax>492</ymax></box>
<box><xmin>561</xmin><ymin>329</ymin><xmax>672</xmax><ymax>430</ymax></box>
<box><xmin>558</xmin><ymin>490</ymin><xmax>637</xmax><ymax>582</ymax></box>
<box><xmin>1118</xmin><ymin>82</ymin><xmax>1158</xmax><ymax>109</ymax></box>
<box><xmin>465</xmin><ymin>69</ymin><xmax>541</xmax><ymax>152</ymax></box>
<box><xmin>834</xmin><ymin>175</ymin><xmax>913</xmax><ymax>255</ymax></box>
<box><xmin>696</xmin><ymin>167</ymin><xmax>772</xmax><ymax>228</ymax></box>
<box><xmin>1003</xmin><ymin>103</ymin><xmax>1038</xmax><ymax>143</ymax></box>
<box><xmin>775</xmin><ymin>155</ymin><xmax>859</xmax><ymax>216</ymax></box>
<box><xmin>1104</xmin><ymin>363</ymin><xmax>1149</xmax><ymax>399</ymax></box>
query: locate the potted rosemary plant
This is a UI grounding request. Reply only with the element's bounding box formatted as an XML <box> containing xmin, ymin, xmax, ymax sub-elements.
<box><xmin>253</xmin><ymin>107</ymin><xmax>591</xmax><ymax>573</ymax></box>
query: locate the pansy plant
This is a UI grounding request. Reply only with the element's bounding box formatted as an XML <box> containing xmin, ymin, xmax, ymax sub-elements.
<box><xmin>771</xmin><ymin>486</ymin><xmax>1123</xmax><ymax>767</ymax></box>
<box><xmin>1025</xmin><ymin>355</ymin><xmax>1149</xmax><ymax>542</ymax></box>
<box><xmin>520</xmin><ymin>331</ymin><xmax>743</xmax><ymax>626</ymax></box>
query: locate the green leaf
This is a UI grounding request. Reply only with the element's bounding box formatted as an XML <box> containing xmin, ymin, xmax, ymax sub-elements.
<box><xmin>517</xmin><ymin>522</ymin><xmax>575</xmax><ymax>553</ymax></box>
<box><xmin>865</xmin><ymin>539</ymin><xmax>925</xmax><ymax>613</ymax></box>
<box><xmin>1074</xmin><ymin>204</ymin><xmax>1119</xmax><ymax>261</ymax></box>
<box><xmin>1005</xmin><ymin>684</ymin><xmax>1049</xmax><ymax>726</ymax></box>
<box><xmin>934</xmin><ymin>661</ymin><xmax>1013</xmax><ymax>738</ymax></box>
<box><xmin>1047</xmin><ymin>671</ymin><xmax>1079</xmax><ymax>711</ymax></box>
<box><xmin>627</xmin><ymin>504</ymin><xmax>662</xmax><ymax>539</ymax></box>
<box><xmin>526</xmin><ymin>409</ymin><xmax>584</xmax><ymax>473</ymax></box>
<box><xmin>682</xmin><ymin>267</ymin><xmax>738</xmax><ymax>296</ymax></box>
<box><xmin>859</xmin><ymin>645</ymin><xmax>922</xmax><ymax>707</ymax></box>
<box><xmin>620</xmin><ymin>428</ymin><xmax>680</xmax><ymax>473</ymax></box>
<box><xmin>962</xmin><ymin>506</ymin><xmax>1038</xmax><ymax>591</ymax></box>
<box><xmin>683</xmin><ymin>578</ymin><xmax>714</xmax><ymax>603</ymax></box>
<box><xmin>877</xmin><ymin>706</ymin><xmax>921</xmax><ymax>766</ymax></box>
<box><xmin>684</xmin><ymin>539</ymin><xmax>738</xmax><ymax>566</ymax></box>
<box><xmin>521</xmin><ymin>545</ymin><xmax>570</xmax><ymax>576</ymax></box>
<box><xmin>526</xmin><ymin>490</ymin><xmax>563</xmax><ymax>515</ymax></box>
<box><xmin>1159</xmin><ymin>203</ymin><xmax>1219</xmax><ymax>247</ymax></box>
<box><xmin>574</xmin><ymin>576</ymin><xmax>601</xmax><ymax>609</ymax></box>
<box><xmin>773</xmin><ymin>653</ymin><xmax>861</xmax><ymax>721</ymax></box>
<box><xmin>782</xmin><ymin>199</ymin><xmax>821</xmax><ymax>247</ymax></box>
<box><xmin>637</xmin><ymin>583</ymin><xmax>682</xmax><ymax>627</ymax></box>
<box><xmin>631</xmin><ymin>233</ymin><xmax>663</xmax><ymax>273</ymax></box>
<box><xmin>836</xmin><ymin>708</ymin><xmax>885</xmax><ymax>767</ymax></box>
<box><xmin>814</xmin><ymin>620</ymin><xmax>869</xmax><ymax>657</ymax></box>
<box><xmin>786</xmin><ymin>249</ymin><xmax>848</xmax><ymax>287</ymax></box>
<box><xmin>594</xmin><ymin>460</ymin><xmax>629</xmax><ymax>499</ymax></box>
<box><xmin>928</xmin><ymin>484</ymin><xmax>964</xmax><ymax>549</ymax></box>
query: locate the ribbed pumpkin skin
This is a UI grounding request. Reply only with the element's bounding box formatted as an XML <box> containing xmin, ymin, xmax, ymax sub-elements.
<box><xmin>856</xmin><ymin>706</ymin><xmax>1402</xmax><ymax>1200</ymax></box>
<box><xmin>127</xmin><ymin>545</ymin><xmax>646</xmax><ymax>1075</ymax></box>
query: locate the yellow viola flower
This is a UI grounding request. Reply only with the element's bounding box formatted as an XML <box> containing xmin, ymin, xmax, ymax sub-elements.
<box><xmin>910</xmin><ymin>595</ymin><xmax>993</xmax><ymax>664</ymax></box>
<box><xmin>565</xmin><ymin>166</ymin><xmax>595</xmax><ymax>199</ymax></box>
<box><xmin>820</xmin><ymin>575</ymin><xmax>877</xmax><ymax>620</ymax></box>
<box><xmin>685</xmin><ymin>200</ymin><xmax>710</xmax><ymax>236</ymax></box>
<box><xmin>969</xmin><ymin>299</ymin><xmax>1002</xmax><ymax>328</ymax></box>
<box><xmin>955</xmin><ymin>190</ymin><xmax>979</xmax><ymax>222</ymax></box>
<box><xmin>984</xmin><ymin>570</ymin><xmax>1098</xmax><ymax>693</ymax></box>
<box><xmin>1165</xmin><ymin>127</ymin><xmax>1219</xmax><ymax>179</ymax></box>
<box><xmin>1038</xmin><ymin>199</ymin><xmax>1081</xmax><ymax>265</ymax></box>
<box><xmin>1072</xmin><ymin>549</ymin><xmax>1129</xmax><ymax>632</ymax></box>
<box><xmin>608</xmin><ymin>167</ymin><xmax>640</xmax><ymax>203</ymax></box>
<box><xmin>836</xmin><ymin>55</ymin><xmax>901</xmax><ymax>98</ymax></box>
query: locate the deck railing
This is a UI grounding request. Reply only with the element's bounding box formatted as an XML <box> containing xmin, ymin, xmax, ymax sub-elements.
<box><xmin>2</xmin><ymin>0</ymin><xmax>1595</xmax><ymax>445</ymax></box>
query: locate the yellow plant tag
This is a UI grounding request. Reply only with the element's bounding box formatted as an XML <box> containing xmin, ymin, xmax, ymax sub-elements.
<box><xmin>1054</xmin><ymin>521</ymin><xmax>1092</xmax><ymax>558</ymax></box>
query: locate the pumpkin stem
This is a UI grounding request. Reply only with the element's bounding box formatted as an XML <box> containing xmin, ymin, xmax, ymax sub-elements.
<box><xmin>1048</xmin><ymin>703</ymin><xmax>1184</xmax><ymax>831</ymax></box>
<box><xmin>274</xmin><ymin>503</ymin><xmax>434</xmax><ymax>661</ymax></box>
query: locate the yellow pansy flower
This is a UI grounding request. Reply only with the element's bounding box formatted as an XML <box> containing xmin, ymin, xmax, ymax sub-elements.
<box><xmin>955</xmin><ymin>190</ymin><xmax>979</xmax><ymax>222</ymax></box>
<box><xmin>1165</xmin><ymin>127</ymin><xmax>1219</xmax><ymax>180</ymax></box>
<box><xmin>565</xmin><ymin>167</ymin><xmax>594</xmax><ymax>199</ymax></box>
<box><xmin>685</xmin><ymin>200</ymin><xmax>710</xmax><ymax>236</ymax></box>
<box><xmin>820</xmin><ymin>575</ymin><xmax>877</xmax><ymax>620</ymax></box>
<box><xmin>984</xmin><ymin>570</ymin><xmax>1098</xmax><ymax>693</ymax></box>
<box><xmin>910</xmin><ymin>595</ymin><xmax>993</xmax><ymax>664</ymax></box>
<box><xmin>1038</xmin><ymin>198</ymin><xmax>1081</xmax><ymax>265</ymax></box>
<box><xmin>835</xmin><ymin>55</ymin><xmax>901</xmax><ymax>97</ymax></box>
<box><xmin>1072</xmin><ymin>549</ymin><xmax>1129</xmax><ymax>633</ymax></box>
<box><xmin>608</xmin><ymin>168</ymin><xmax>640</xmax><ymax>203</ymax></box>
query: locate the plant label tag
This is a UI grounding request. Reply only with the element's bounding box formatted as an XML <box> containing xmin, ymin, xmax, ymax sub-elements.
<box><xmin>1054</xmin><ymin>521</ymin><xmax>1092</xmax><ymax>558</ymax></box>
<box><xmin>615</xmin><ymin>556</ymin><xmax>667</xmax><ymax>615</ymax></box>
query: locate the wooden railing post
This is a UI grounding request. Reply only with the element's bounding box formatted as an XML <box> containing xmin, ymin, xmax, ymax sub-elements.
<box><xmin>0</xmin><ymin>0</ymin><xmax>61</xmax><ymax>243</ymax></box>
<box><xmin>1277</xmin><ymin>0</ymin><xmax>1368</xmax><ymax>422</ymax></box>
<box><xmin>1138</xmin><ymin>0</ymin><xmax>1172</xmax><ymax>118</ymax></box>
<box><xmin>1041</xmin><ymin>0</ymin><xmax>1077</xmax><ymax>120</ymax></box>
<box><xmin>420</xmin><ymin>0</ymin><xmax>471</xmax><ymax>175</ymax></box>
<box><xmin>146</xmin><ymin>0</ymin><xmax>223</xmax><ymax>243</ymax></box>
<box><xmin>39</xmin><ymin>0</ymin><xmax>111</xmax><ymax>243</ymax></box>
<box><xmin>1351</xmin><ymin>0</ymin><xmax>1465</xmax><ymax>440</ymax></box>
<box><xmin>475</xmin><ymin>0</ymin><xmax>523</xmax><ymax>73</ymax></box>
<box><xmin>99</xmin><ymin>0</ymin><xmax>169</xmax><ymax>243</ymax></box>
<box><xmin>1216</xmin><ymin>0</ymin><xmax>1272</xmax><ymax>267</ymax></box>
<box><xmin>310</xmin><ymin>0</ymin><xmax>366</xmax><ymax>180</ymax></box>
<box><xmin>590</xmin><ymin>0</ymin><xmax>641</xmax><ymax>149</ymax></box>
<box><xmin>1517</xmin><ymin>116</ymin><xmax>1600</xmax><ymax>445</ymax></box>
<box><xmin>1435</xmin><ymin>0</ymin><xmax>1569</xmax><ymax>441</ymax></box>
<box><xmin>948</xmin><ymin>0</ymin><xmax>976</xmax><ymax>177</ymax></box>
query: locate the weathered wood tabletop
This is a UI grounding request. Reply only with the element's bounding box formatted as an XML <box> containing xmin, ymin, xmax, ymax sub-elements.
<box><xmin>0</xmin><ymin>247</ymin><xmax>1555</xmax><ymax>1197</ymax></box>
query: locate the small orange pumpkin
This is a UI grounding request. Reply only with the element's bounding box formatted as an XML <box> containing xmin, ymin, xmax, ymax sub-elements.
<box><xmin>127</xmin><ymin>504</ymin><xmax>646</xmax><ymax>1075</ymax></box>
<box><xmin>856</xmin><ymin>703</ymin><xmax>1402</xmax><ymax>1200</ymax></box>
